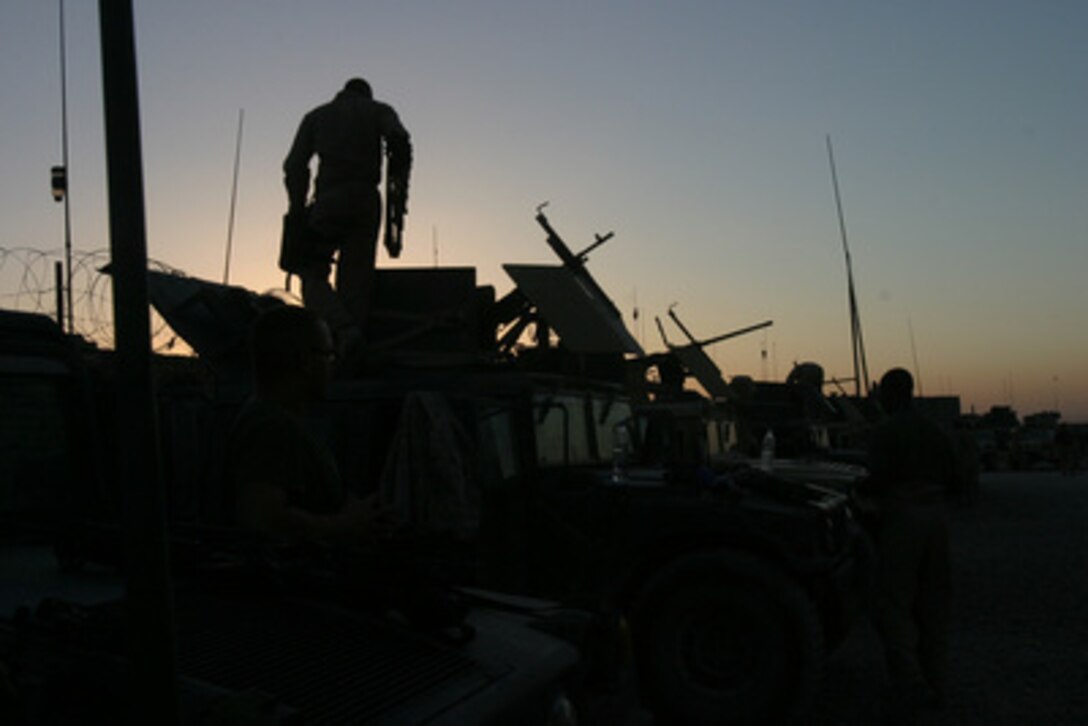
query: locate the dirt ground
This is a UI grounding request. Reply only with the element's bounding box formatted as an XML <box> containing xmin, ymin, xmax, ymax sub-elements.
<box><xmin>804</xmin><ymin>470</ymin><xmax>1088</xmax><ymax>725</ymax></box>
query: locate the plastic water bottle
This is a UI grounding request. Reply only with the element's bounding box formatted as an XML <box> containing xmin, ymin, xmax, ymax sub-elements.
<box><xmin>760</xmin><ymin>428</ymin><xmax>776</xmax><ymax>472</ymax></box>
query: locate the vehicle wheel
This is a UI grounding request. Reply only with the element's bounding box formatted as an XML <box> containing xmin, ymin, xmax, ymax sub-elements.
<box><xmin>631</xmin><ymin>549</ymin><xmax>823</xmax><ymax>726</ymax></box>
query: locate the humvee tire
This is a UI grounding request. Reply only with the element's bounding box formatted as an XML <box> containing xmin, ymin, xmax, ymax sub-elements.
<box><xmin>632</xmin><ymin>549</ymin><xmax>823</xmax><ymax>725</ymax></box>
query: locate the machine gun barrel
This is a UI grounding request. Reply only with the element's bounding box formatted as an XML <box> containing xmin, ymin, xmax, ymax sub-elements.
<box><xmin>654</xmin><ymin>315</ymin><xmax>671</xmax><ymax>348</ymax></box>
<box><xmin>575</xmin><ymin>231</ymin><xmax>614</xmax><ymax>262</ymax></box>
<box><xmin>666</xmin><ymin>304</ymin><xmax>699</xmax><ymax>345</ymax></box>
<box><xmin>535</xmin><ymin>203</ymin><xmax>581</xmax><ymax>269</ymax></box>
<box><xmin>533</xmin><ymin>203</ymin><xmax>623</xmax><ymax>320</ymax></box>
<box><xmin>666</xmin><ymin>305</ymin><xmax>772</xmax><ymax>349</ymax></box>
<box><xmin>697</xmin><ymin>319</ymin><xmax>773</xmax><ymax>348</ymax></box>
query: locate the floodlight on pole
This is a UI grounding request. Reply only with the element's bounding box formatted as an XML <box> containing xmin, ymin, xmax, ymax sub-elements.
<box><xmin>57</xmin><ymin>0</ymin><xmax>74</xmax><ymax>333</ymax></box>
<box><xmin>51</xmin><ymin>165</ymin><xmax>67</xmax><ymax>202</ymax></box>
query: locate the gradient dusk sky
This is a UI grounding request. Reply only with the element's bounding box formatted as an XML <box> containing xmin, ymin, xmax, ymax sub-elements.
<box><xmin>2</xmin><ymin>1</ymin><xmax>1085</xmax><ymax>419</ymax></box>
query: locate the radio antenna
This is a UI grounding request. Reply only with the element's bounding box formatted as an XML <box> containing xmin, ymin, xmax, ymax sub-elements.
<box><xmin>827</xmin><ymin>135</ymin><xmax>870</xmax><ymax>397</ymax></box>
<box><xmin>222</xmin><ymin>108</ymin><xmax>244</xmax><ymax>284</ymax></box>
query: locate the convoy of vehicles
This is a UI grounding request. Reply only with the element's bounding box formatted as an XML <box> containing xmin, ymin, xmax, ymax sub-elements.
<box><xmin>1</xmin><ymin>207</ymin><xmax>876</xmax><ymax>724</ymax></box>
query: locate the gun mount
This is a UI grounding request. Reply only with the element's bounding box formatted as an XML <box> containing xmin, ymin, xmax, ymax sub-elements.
<box><xmin>492</xmin><ymin>205</ymin><xmax>642</xmax><ymax>378</ymax></box>
<box><xmin>629</xmin><ymin>303</ymin><xmax>773</xmax><ymax>402</ymax></box>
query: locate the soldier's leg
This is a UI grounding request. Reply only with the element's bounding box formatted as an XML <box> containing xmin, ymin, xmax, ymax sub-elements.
<box><xmin>874</xmin><ymin>510</ymin><xmax>929</xmax><ymax>706</ymax></box>
<box><xmin>335</xmin><ymin>189</ymin><xmax>381</xmax><ymax>334</ymax></box>
<box><xmin>299</xmin><ymin>255</ymin><xmax>354</xmax><ymax>334</ymax></box>
<box><xmin>915</xmin><ymin>510</ymin><xmax>951</xmax><ymax>702</ymax></box>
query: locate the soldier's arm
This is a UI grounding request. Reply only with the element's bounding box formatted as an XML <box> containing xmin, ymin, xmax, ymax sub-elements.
<box><xmin>863</xmin><ymin>424</ymin><xmax>895</xmax><ymax>495</ymax></box>
<box><xmin>937</xmin><ymin>426</ymin><xmax>962</xmax><ymax>498</ymax></box>
<box><xmin>231</xmin><ymin>417</ymin><xmax>357</xmax><ymax>544</ymax></box>
<box><xmin>236</xmin><ymin>476</ymin><xmax>363</xmax><ymax>545</ymax></box>
<box><xmin>283</xmin><ymin>113</ymin><xmax>315</xmax><ymax>210</ymax></box>
<box><xmin>378</xmin><ymin>104</ymin><xmax>412</xmax><ymax>182</ymax></box>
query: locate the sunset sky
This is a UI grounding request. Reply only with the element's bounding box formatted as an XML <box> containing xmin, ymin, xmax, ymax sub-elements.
<box><xmin>2</xmin><ymin>1</ymin><xmax>1085</xmax><ymax>419</ymax></box>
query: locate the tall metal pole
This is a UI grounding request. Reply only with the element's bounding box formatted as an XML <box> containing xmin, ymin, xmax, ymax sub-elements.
<box><xmin>54</xmin><ymin>261</ymin><xmax>64</xmax><ymax>327</ymax></box>
<box><xmin>222</xmin><ymin>108</ymin><xmax>244</xmax><ymax>284</ymax></box>
<box><xmin>826</xmin><ymin>135</ymin><xmax>870</xmax><ymax>397</ymax></box>
<box><xmin>98</xmin><ymin>1</ymin><xmax>179</xmax><ymax>721</ymax></box>
<box><xmin>59</xmin><ymin>0</ymin><xmax>74</xmax><ymax>333</ymax></box>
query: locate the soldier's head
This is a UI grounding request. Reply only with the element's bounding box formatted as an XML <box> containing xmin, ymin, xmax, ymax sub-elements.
<box><xmin>249</xmin><ymin>305</ymin><xmax>335</xmax><ymax>402</ymax></box>
<box><xmin>344</xmin><ymin>77</ymin><xmax>373</xmax><ymax>100</ymax></box>
<box><xmin>878</xmin><ymin>367</ymin><xmax>914</xmax><ymax>413</ymax></box>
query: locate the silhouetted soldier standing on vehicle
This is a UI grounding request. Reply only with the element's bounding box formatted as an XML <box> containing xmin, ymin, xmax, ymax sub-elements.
<box><xmin>283</xmin><ymin>77</ymin><xmax>412</xmax><ymax>357</ymax></box>
<box><xmin>865</xmin><ymin>367</ymin><xmax>957</xmax><ymax>718</ymax></box>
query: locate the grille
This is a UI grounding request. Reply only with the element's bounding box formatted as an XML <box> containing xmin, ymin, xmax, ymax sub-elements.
<box><xmin>172</xmin><ymin>588</ymin><xmax>497</xmax><ymax>724</ymax></box>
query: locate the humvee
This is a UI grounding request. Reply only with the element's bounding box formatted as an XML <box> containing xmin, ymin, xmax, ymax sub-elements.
<box><xmin>0</xmin><ymin>308</ymin><xmax>615</xmax><ymax>725</ymax></box>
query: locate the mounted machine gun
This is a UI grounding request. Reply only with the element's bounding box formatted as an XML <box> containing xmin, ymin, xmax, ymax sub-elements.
<box><xmin>632</xmin><ymin>303</ymin><xmax>771</xmax><ymax>401</ymax></box>
<box><xmin>492</xmin><ymin>204</ymin><xmax>642</xmax><ymax>372</ymax></box>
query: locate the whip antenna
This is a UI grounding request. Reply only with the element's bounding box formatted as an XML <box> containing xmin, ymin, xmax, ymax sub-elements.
<box><xmin>827</xmin><ymin>135</ymin><xmax>870</xmax><ymax>397</ymax></box>
<box><xmin>223</xmin><ymin>108</ymin><xmax>244</xmax><ymax>284</ymax></box>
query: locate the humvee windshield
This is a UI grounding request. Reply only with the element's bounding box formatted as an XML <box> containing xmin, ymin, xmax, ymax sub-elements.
<box><xmin>532</xmin><ymin>392</ymin><xmax>632</xmax><ymax>468</ymax></box>
<box><xmin>592</xmin><ymin>396</ymin><xmax>632</xmax><ymax>461</ymax></box>
<box><xmin>705</xmin><ymin>418</ymin><xmax>737</xmax><ymax>460</ymax></box>
<box><xmin>477</xmin><ymin>404</ymin><xmax>520</xmax><ymax>482</ymax></box>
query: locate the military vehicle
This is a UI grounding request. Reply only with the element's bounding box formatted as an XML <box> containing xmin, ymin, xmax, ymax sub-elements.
<box><xmin>0</xmin><ymin>308</ymin><xmax>623</xmax><ymax>725</ymax></box>
<box><xmin>1</xmin><ymin>203</ymin><xmax>870</xmax><ymax>724</ymax></box>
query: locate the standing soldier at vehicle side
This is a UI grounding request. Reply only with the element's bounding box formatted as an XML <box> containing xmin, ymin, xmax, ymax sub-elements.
<box><xmin>1054</xmin><ymin>423</ymin><xmax>1079</xmax><ymax>476</ymax></box>
<box><xmin>282</xmin><ymin>77</ymin><xmax>412</xmax><ymax>359</ymax></box>
<box><xmin>864</xmin><ymin>367</ymin><xmax>958</xmax><ymax>719</ymax></box>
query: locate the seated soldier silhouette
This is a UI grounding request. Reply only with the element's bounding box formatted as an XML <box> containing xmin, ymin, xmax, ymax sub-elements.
<box><xmin>228</xmin><ymin>305</ymin><xmax>394</xmax><ymax>544</ymax></box>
